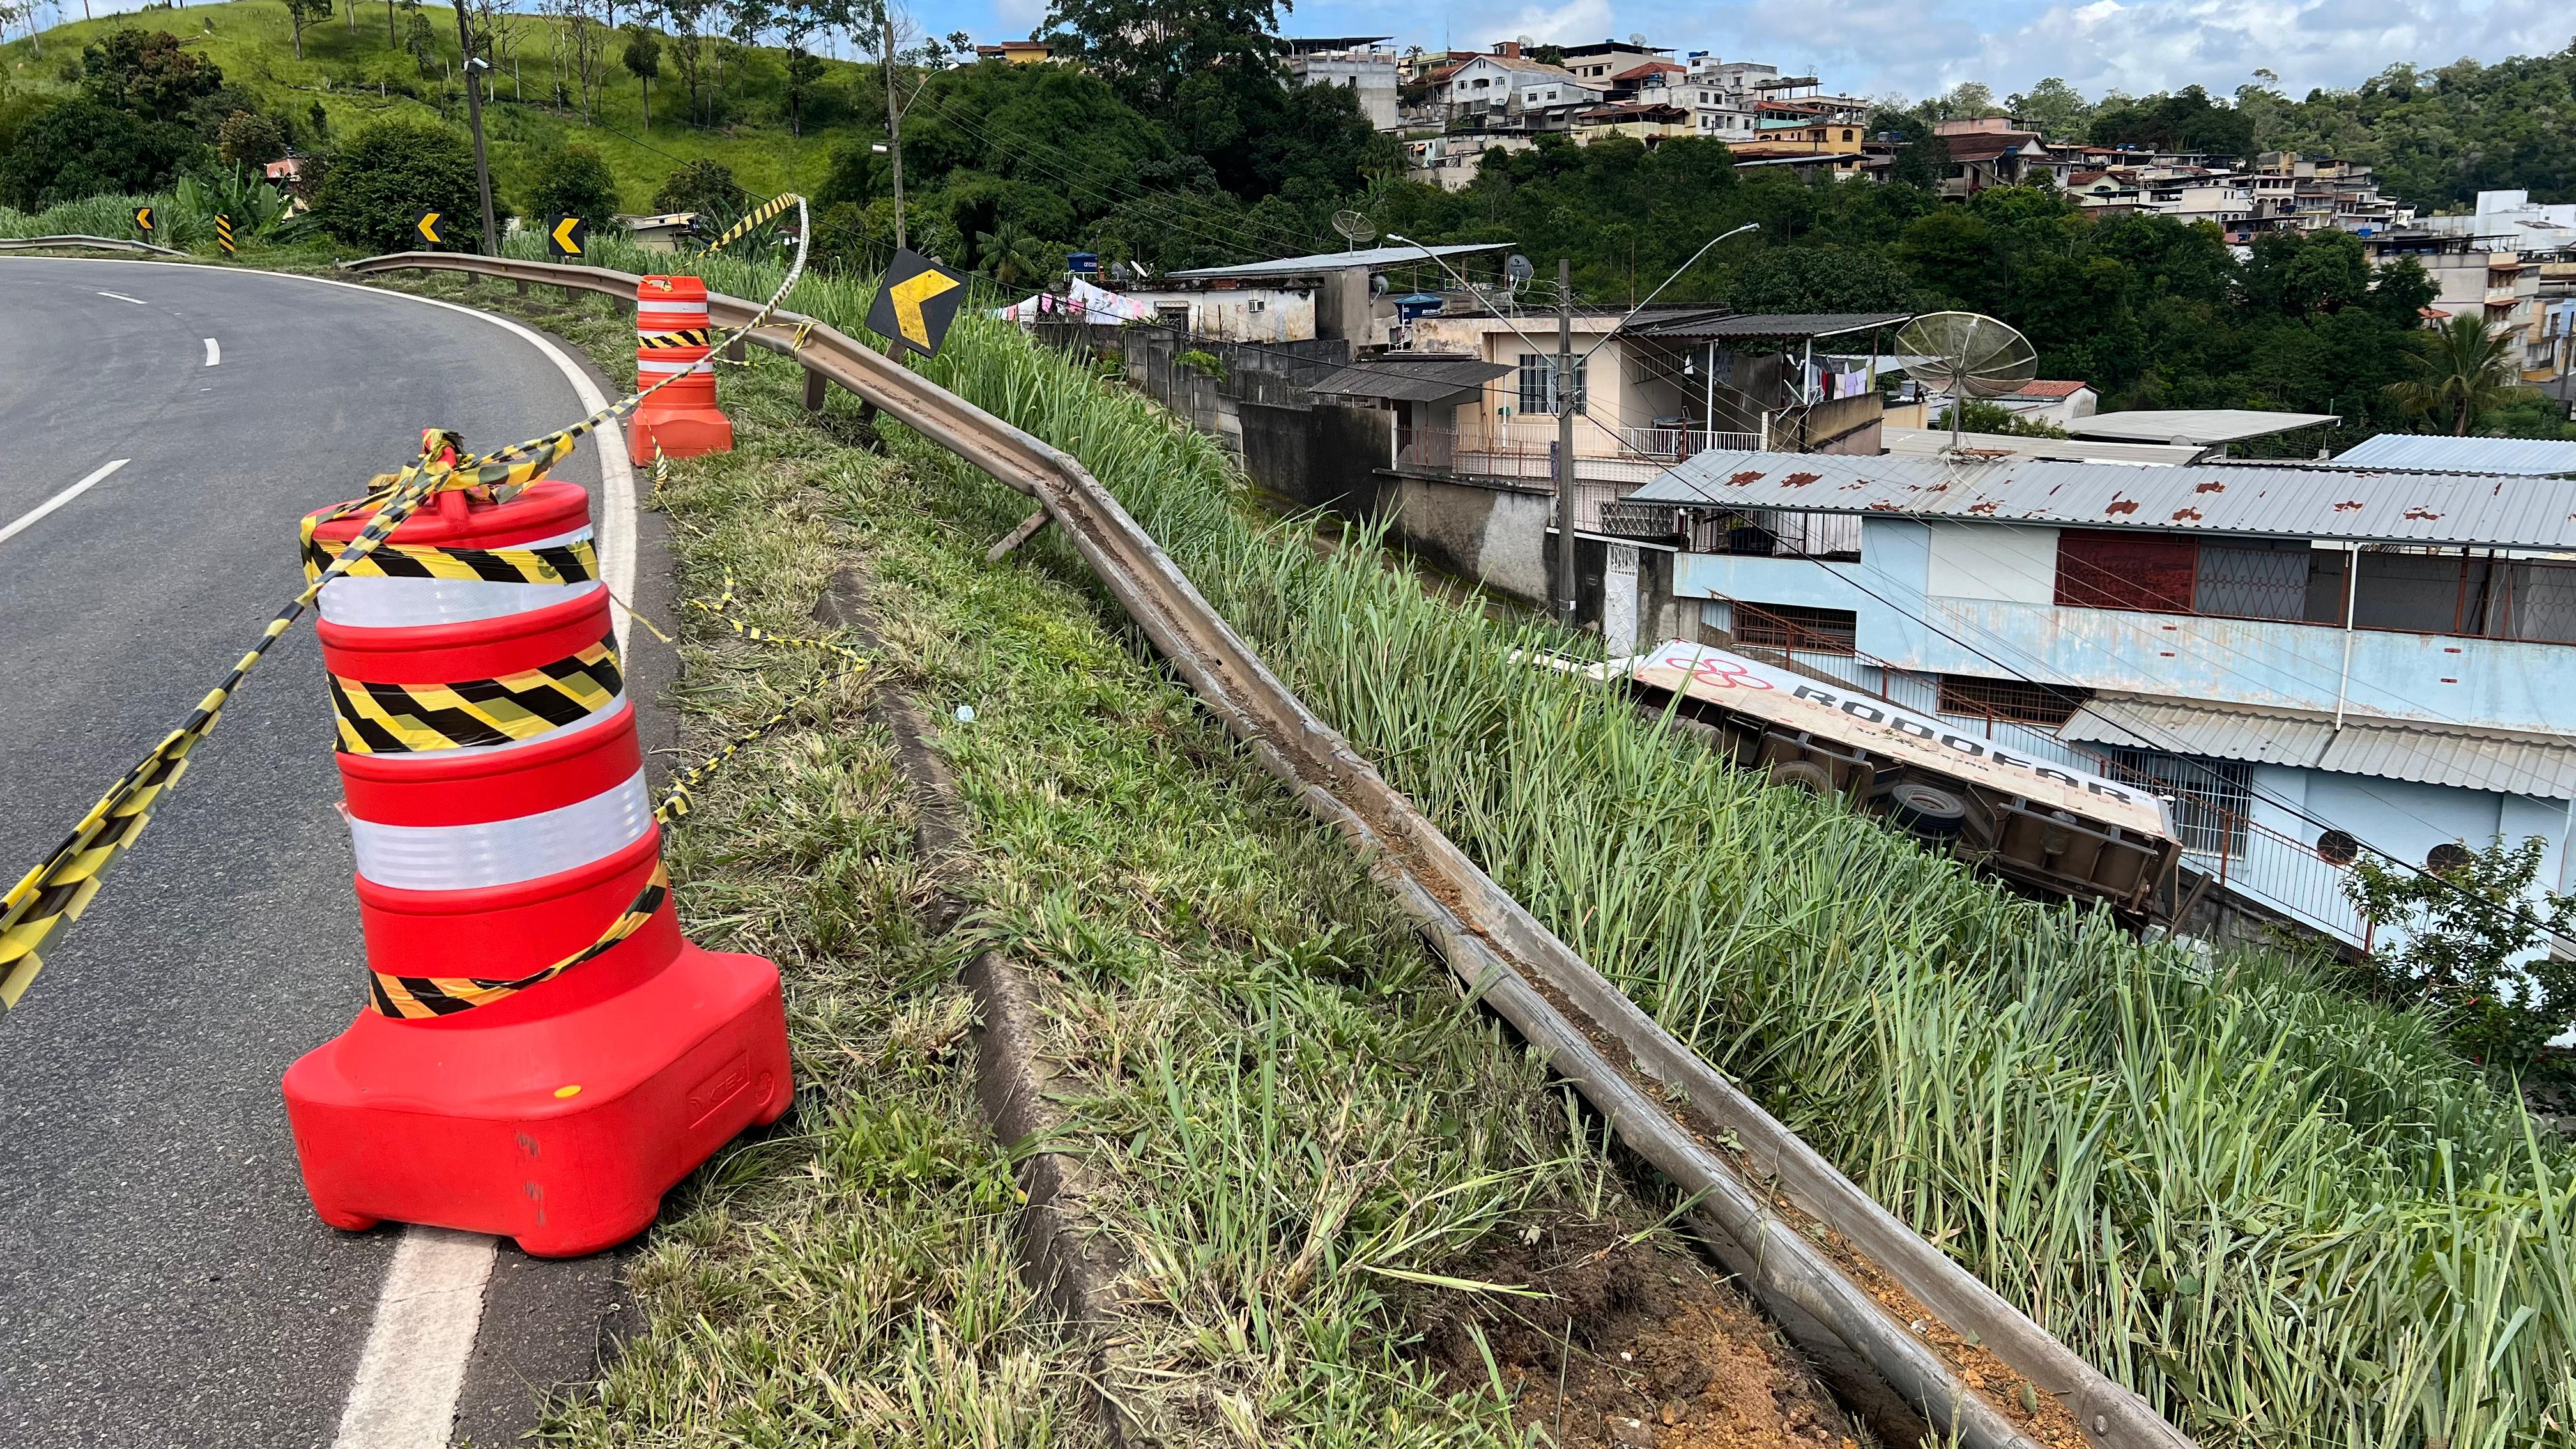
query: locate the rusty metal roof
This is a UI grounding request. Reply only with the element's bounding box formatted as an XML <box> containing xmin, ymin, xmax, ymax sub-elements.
<box><xmin>1626</xmin><ymin>448</ymin><xmax>2576</xmax><ymax>549</ymax></box>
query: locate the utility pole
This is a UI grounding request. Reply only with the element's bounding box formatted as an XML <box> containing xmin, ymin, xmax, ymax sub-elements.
<box><xmin>1554</xmin><ymin>256</ymin><xmax>1577</xmax><ymax>629</ymax></box>
<box><xmin>884</xmin><ymin>11</ymin><xmax>905</xmax><ymax>251</ymax></box>
<box><xmin>452</xmin><ymin>0</ymin><xmax>498</xmax><ymax>257</ymax></box>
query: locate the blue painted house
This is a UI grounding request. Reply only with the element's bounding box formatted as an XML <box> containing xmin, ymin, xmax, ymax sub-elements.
<box><xmin>1622</xmin><ymin>450</ymin><xmax>2576</xmax><ymax>947</ymax></box>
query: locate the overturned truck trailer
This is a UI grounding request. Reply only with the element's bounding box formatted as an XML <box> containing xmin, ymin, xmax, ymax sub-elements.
<box><xmin>1611</xmin><ymin>639</ymin><xmax>2179</xmax><ymax>916</ymax></box>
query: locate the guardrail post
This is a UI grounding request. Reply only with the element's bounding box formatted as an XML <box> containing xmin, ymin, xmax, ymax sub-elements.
<box><xmin>725</xmin><ymin>337</ymin><xmax>747</xmax><ymax>364</ymax></box>
<box><xmin>515</xmin><ymin>278</ymin><xmax>528</xmax><ymax>297</ymax></box>
<box><xmin>802</xmin><ymin>367</ymin><xmax>827</xmax><ymax>413</ymax></box>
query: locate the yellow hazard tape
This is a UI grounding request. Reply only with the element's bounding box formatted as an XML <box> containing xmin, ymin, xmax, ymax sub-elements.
<box><xmin>689</xmin><ymin>573</ymin><xmax>870</xmax><ymax>667</ymax></box>
<box><xmin>298</xmin><ymin>533</ymin><xmax>599</xmax><ymax>586</ymax></box>
<box><xmin>638</xmin><ymin>329</ymin><xmax>711</xmax><ymax>350</ymax></box>
<box><xmin>371</xmin><ymin>861</ymin><xmax>669</xmax><ymax>1018</ymax></box>
<box><xmin>1</xmin><ymin>198</ymin><xmax>818</xmax><ymax>1019</ymax></box>
<box><xmin>332</xmin><ymin>636</ymin><xmax>622</xmax><ymax>754</ymax></box>
<box><xmin>694</xmin><ymin>194</ymin><xmax>797</xmax><ymax>259</ymax></box>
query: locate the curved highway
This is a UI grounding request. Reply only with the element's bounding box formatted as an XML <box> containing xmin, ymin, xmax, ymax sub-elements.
<box><xmin>0</xmin><ymin>257</ymin><xmax>629</xmax><ymax>1448</ymax></box>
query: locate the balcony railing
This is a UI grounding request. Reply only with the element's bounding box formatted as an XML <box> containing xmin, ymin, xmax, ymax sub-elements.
<box><xmin>1620</xmin><ymin>425</ymin><xmax>1763</xmax><ymax>459</ymax></box>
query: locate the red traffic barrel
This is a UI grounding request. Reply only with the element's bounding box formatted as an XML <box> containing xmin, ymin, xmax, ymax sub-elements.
<box><xmin>282</xmin><ymin>477</ymin><xmax>788</xmax><ymax>1257</ymax></box>
<box><xmin>627</xmin><ymin>275</ymin><xmax>732</xmax><ymax>463</ymax></box>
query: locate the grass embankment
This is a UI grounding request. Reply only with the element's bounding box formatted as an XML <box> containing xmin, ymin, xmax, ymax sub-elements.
<box><xmin>2</xmin><ymin>1</ymin><xmax>845</xmax><ymax>210</ymax></box>
<box><xmin>512</xmin><ymin>236</ymin><xmax>2576</xmax><ymax>1447</ymax></box>
<box><xmin>355</xmin><ymin>268</ymin><xmax>1857</xmax><ymax>1446</ymax></box>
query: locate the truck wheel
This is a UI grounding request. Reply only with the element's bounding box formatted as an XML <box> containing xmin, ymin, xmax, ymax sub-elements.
<box><xmin>1769</xmin><ymin>759</ymin><xmax>1834</xmax><ymax>796</ymax></box>
<box><xmin>1887</xmin><ymin>781</ymin><xmax>1968</xmax><ymax>838</ymax></box>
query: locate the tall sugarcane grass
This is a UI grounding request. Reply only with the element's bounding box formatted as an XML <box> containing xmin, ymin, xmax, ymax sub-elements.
<box><xmin>588</xmin><ymin>240</ymin><xmax>2576</xmax><ymax>1448</ymax></box>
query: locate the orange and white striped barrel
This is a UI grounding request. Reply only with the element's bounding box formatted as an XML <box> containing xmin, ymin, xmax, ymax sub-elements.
<box><xmin>627</xmin><ymin>274</ymin><xmax>733</xmax><ymax>463</ymax></box>
<box><xmin>282</xmin><ymin>477</ymin><xmax>786</xmax><ymax>1257</ymax></box>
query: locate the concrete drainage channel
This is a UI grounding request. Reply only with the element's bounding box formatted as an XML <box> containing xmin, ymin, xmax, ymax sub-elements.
<box><xmin>338</xmin><ymin>249</ymin><xmax>2195</xmax><ymax>1449</ymax></box>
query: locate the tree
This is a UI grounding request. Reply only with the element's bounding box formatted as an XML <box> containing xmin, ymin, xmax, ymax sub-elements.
<box><xmin>286</xmin><ymin>0</ymin><xmax>335</xmax><ymax>60</ymax></box>
<box><xmin>2006</xmin><ymin>77</ymin><xmax>2093</xmax><ymax>139</ymax></box>
<box><xmin>81</xmin><ymin>28</ymin><xmax>227</xmax><ymax>123</ymax></box>
<box><xmin>0</xmin><ymin>100</ymin><xmax>204</xmax><ymax>209</ymax></box>
<box><xmin>2345</xmin><ymin>835</ymin><xmax>2576</xmax><ymax>1072</ymax></box>
<box><xmin>312</xmin><ymin>118</ymin><xmax>495</xmax><ymax>250</ymax></box>
<box><xmin>2088</xmin><ymin>84</ymin><xmax>2255</xmax><ymax>158</ymax></box>
<box><xmin>653</xmin><ymin>157</ymin><xmax>740</xmax><ymax>217</ymax></box>
<box><xmin>1933</xmin><ymin>399</ymin><xmax>2068</xmax><ymax>437</ymax></box>
<box><xmin>523</xmin><ymin>142</ymin><xmax>621</xmax><ymax>225</ymax></box>
<box><xmin>402</xmin><ymin>0</ymin><xmax>440</xmax><ymax>76</ymax></box>
<box><xmin>621</xmin><ymin>24</ymin><xmax>663</xmax><ymax>125</ymax></box>
<box><xmin>2386</xmin><ymin>314</ymin><xmax>2532</xmax><ymax>434</ymax></box>
<box><xmin>217</xmin><ymin>110</ymin><xmax>289</xmax><ymax>167</ymax></box>
<box><xmin>1039</xmin><ymin>0</ymin><xmax>1282</xmax><ymax>122</ymax></box>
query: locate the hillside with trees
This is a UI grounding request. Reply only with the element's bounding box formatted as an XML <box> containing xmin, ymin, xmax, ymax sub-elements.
<box><xmin>2</xmin><ymin>2</ymin><xmax>2568</xmax><ymax>439</ymax></box>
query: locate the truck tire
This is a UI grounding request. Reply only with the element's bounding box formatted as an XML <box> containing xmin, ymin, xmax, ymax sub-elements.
<box><xmin>1769</xmin><ymin>758</ymin><xmax>1834</xmax><ymax>796</ymax></box>
<box><xmin>1887</xmin><ymin>780</ymin><xmax>1969</xmax><ymax>838</ymax></box>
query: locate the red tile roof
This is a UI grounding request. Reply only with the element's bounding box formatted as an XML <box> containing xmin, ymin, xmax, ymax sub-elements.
<box><xmin>2004</xmin><ymin>380</ymin><xmax>2091</xmax><ymax>399</ymax></box>
<box><xmin>1611</xmin><ymin>60</ymin><xmax>1687</xmax><ymax>80</ymax></box>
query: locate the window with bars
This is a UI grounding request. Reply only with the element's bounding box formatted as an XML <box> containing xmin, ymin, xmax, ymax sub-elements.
<box><xmin>1516</xmin><ymin>353</ymin><xmax>1586</xmax><ymax>415</ymax></box>
<box><xmin>1733</xmin><ymin>602</ymin><xmax>1859</xmax><ymax>656</ymax></box>
<box><xmin>2099</xmin><ymin>750</ymin><xmax>2252</xmax><ymax>859</ymax></box>
<box><xmin>1936</xmin><ymin>675</ymin><xmax>2091</xmax><ymax>728</ymax></box>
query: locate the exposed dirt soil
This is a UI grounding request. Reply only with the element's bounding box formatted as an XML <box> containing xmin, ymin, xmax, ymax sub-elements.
<box><xmin>1420</xmin><ymin>1217</ymin><xmax>1862</xmax><ymax>1449</ymax></box>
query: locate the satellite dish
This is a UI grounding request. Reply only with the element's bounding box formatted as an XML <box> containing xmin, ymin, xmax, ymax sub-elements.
<box><xmin>1331</xmin><ymin>209</ymin><xmax>1376</xmax><ymax>252</ymax></box>
<box><xmin>1892</xmin><ymin>311</ymin><xmax>2037</xmax><ymax>450</ymax></box>
<box><xmin>1505</xmin><ymin>252</ymin><xmax>1534</xmax><ymax>288</ymax></box>
<box><xmin>1628</xmin><ymin>31</ymin><xmax>1648</xmax><ymax>45</ymax></box>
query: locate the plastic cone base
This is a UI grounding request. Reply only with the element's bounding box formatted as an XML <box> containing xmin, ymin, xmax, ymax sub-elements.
<box><xmin>282</xmin><ymin>942</ymin><xmax>790</xmax><ymax>1258</ymax></box>
<box><xmin>627</xmin><ymin>409</ymin><xmax>733</xmax><ymax>463</ymax></box>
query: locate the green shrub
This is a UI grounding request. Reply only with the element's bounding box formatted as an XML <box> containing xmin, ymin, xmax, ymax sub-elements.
<box><xmin>1932</xmin><ymin>397</ymin><xmax>2071</xmax><ymax>437</ymax></box>
<box><xmin>650</xmin><ymin>157</ymin><xmax>740</xmax><ymax>220</ymax></box>
<box><xmin>0</xmin><ymin>100</ymin><xmax>203</xmax><ymax>211</ymax></box>
<box><xmin>215</xmin><ymin>111</ymin><xmax>288</xmax><ymax>168</ymax></box>
<box><xmin>520</xmin><ymin>143</ymin><xmax>621</xmax><ymax>233</ymax></box>
<box><xmin>313</xmin><ymin>118</ymin><xmax>496</xmax><ymax>252</ymax></box>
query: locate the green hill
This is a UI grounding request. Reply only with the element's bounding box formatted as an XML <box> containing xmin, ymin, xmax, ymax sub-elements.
<box><xmin>1</xmin><ymin>0</ymin><xmax>849</xmax><ymax>213</ymax></box>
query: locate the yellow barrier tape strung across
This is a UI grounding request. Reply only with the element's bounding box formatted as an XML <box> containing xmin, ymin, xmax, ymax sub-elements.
<box><xmin>0</xmin><ymin>197</ymin><xmax>817</xmax><ymax>1017</ymax></box>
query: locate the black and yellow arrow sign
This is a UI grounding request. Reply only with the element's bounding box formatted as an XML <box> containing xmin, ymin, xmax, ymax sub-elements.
<box><xmin>546</xmin><ymin>215</ymin><xmax>587</xmax><ymax>260</ymax></box>
<box><xmin>133</xmin><ymin>206</ymin><xmax>153</xmax><ymax>235</ymax></box>
<box><xmin>415</xmin><ymin>210</ymin><xmax>445</xmax><ymax>247</ymax></box>
<box><xmin>214</xmin><ymin>214</ymin><xmax>235</xmax><ymax>256</ymax></box>
<box><xmin>864</xmin><ymin>248</ymin><xmax>969</xmax><ymax>359</ymax></box>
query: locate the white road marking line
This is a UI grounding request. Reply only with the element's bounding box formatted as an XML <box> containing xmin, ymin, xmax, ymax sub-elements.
<box><xmin>203</xmin><ymin>337</ymin><xmax>220</xmax><ymax>366</ymax></box>
<box><xmin>328</xmin><ymin>1227</ymin><xmax>495</xmax><ymax>1449</ymax></box>
<box><xmin>0</xmin><ymin>459</ymin><xmax>128</xmax><ymax>547</ymax></box>
<box><xmin>95</xmin><ymin>290</ymin><xmax>146</xmax><ymax>305</ymax></box>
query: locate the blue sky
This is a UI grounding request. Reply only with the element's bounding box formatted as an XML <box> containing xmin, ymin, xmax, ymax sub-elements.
<box><xmin>40</xmin><ymin>0</ymin><xmax>2576</xmax><ymax>103</ymax></box>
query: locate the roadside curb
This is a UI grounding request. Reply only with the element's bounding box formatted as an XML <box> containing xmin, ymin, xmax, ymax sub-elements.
<box><xmin>812</xmin><ymin>565</ymin><xmax>1142</xmax><ymax>1447</ymax></box>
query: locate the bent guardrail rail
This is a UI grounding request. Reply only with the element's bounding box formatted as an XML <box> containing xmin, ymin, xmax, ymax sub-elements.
<box><xmin>342</xmin><ymin>249</ymin><xmax>2199</xmax><ymax>1449</ymax></box>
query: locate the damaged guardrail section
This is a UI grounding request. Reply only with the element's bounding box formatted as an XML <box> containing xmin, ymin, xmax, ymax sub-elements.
<box><xmin>342</xmin><ymin>249</ymin><xmax>2199</xmax><ymax>1449</ymax></box>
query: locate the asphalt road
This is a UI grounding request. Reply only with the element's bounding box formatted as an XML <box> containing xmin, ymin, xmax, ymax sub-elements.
<box><xmin>0</xmin><ymin>257</ymin><xmax>625</xmax><ymax>1448</ymax></box>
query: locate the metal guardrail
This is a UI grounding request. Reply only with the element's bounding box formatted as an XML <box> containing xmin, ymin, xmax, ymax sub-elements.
<box><xmin>0</xmin><ymin>235</ymin><xmax>188</xmax><ymax>257</ymax></box>
<box><xmin>341</xmin><ymin>249</ymin><xmax>2199</xmax><ymax>1449</ymax></box>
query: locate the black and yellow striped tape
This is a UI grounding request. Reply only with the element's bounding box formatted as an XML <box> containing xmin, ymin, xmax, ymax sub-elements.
<box><xmin>332</xmin><ymin>636</ymin><xmax>622</xmax><ymax>754</ymax></box>
<box><xmin>299</xmin><ymin>533</ymin><xmax>600</xmax><ymax>587</ymax></box>
<box><xmin>694</xmin><ymin>194</ymin><xmax>798</xmax><ymax>259</ymax></box>
<box><xmin>637</xmin><ymin>329</ymin><xmax>710</xmax><ymax>349</ymax></box>
<box><xmin>371</xmin><ymin>862</ymin><xmax>668</xmax><ymax>1019</ymax></box>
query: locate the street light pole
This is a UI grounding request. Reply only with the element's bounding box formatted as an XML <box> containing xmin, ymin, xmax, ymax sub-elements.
<box><xmin>451</xmin><ymin>0</ymin><xmax>496</xmax><ymax>257</ymax></box>
<box><xmin>1555</xmin><ymin>256</ymin><xmax>1577</xmax><ymax>629</ymax></box>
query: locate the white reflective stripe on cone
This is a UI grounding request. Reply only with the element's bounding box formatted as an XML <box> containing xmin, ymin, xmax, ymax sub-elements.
<box><xmin>348</xmin><ymin>769</ymin><xmax>653</xmax><ymax>891</ymax></box>
<box><xmin>318</xmin><ymin>527</ymin><xmax>601</xmax><ymax>629</ymax></box>
<box><xmin>636</xmin><ymin>356</ymin><xmax>714</xmax><ymax>377</ymax></box>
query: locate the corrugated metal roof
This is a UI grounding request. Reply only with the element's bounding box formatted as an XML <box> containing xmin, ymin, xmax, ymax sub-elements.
<box><xmin>2069</xmin><ymin>409</ymin><xmax>2339</xmax><ymax>444</ymax></box>
<box><xmin>1880</xmin><ymin>428</ymin><xmax>2202</xmax><ymax>466</ymax></box>
<box><xmin>2060</xmin><ymin>694</ymin><xmax>2576</xmax><ymax>799</ymax></box>
<box><xmin>1306</xmin><ymin>355</ymin><xmax>1510</xmax><ymax>402</ymax></box>
<box><xmin>2334</xmin><ymin>434</ymin><xmax>2576</xmax><ymax>477</ymax></box>
<box><xmin>1163</xmin><ymin>243</ymin><xmax>1510</xmax><ymax>280</ymax></box>
<box><xmin>1625</xmin><ymin>310</ymin><xmax>1912</xmax><ymax>341</ymax></box>
<box><xmin>1626</xmin><ymin>449</ymin><xmax>2576</xmax><ymax>549</ymax></box>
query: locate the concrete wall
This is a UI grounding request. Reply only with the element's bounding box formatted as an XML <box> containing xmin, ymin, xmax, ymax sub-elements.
<box><xmin>1239</xmin><ymin>401</ymin><xmax>1393</xmax><ymax>516</ymax></box>
<box><xmin>1385</xmin><ymin>475</ymin><xmax>1554</xmax><ymax>604</ymax></box>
